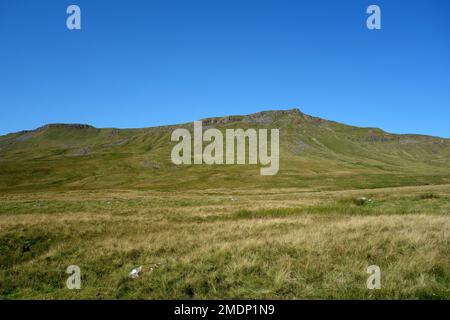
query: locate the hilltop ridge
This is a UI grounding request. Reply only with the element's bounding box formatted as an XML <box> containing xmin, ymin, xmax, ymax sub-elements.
<box><xmin>4</xmin><ymin>108</ymin><xmax>449</xmax><ymax>140</ymax></box>
<box><xmin>1</xmin><ymin>108</ymin><xmax>450</xmax><ymax>192</ymax></box>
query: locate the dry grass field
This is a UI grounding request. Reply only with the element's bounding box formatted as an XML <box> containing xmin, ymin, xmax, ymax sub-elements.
<box><xmin>1</xmin><ymin>184</ymin><xmax>449</xmax><ymax>299</ymax></box>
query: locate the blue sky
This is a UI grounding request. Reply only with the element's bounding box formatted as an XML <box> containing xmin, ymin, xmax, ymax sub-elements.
<box><xmin>1</xmin><ymin>0</ymin><xmax>449</xmax><ymax>137</ymax></box>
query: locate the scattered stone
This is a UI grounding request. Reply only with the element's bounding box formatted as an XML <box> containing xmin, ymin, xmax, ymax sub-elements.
<box><xmin>128</xmin><ymin>266</ymin><xmax>142</xmax><ymax>279</ymax></box>
<box><xmin>354</xmin><ymin>197</ymin><xmax>372</xmax><ymax>206</ymax></box>
<box><xmin>128</xmin><ymin>263</ymin><xmax>161</xmax><ymax>278</ymax></box>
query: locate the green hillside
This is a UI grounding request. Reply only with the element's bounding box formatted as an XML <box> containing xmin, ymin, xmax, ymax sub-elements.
<box><xmin>1</xmin><ymin>109</ymin><xmax>450</xmax><ymax>299</ymax></box>
<box><xmin>1</xmin><ymin>108</ymin><xmax>450</xmax><ymax>192</ymax></box>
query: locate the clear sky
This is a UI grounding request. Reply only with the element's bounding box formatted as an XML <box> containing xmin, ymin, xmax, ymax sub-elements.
<box><xmin>1</xmin><ymin>0</ymin><xmax>449</xmax><ymax>137</ymax></box>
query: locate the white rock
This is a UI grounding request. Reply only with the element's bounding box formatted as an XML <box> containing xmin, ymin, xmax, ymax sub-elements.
<box><xmin>129</xmin><ymin>266</ymin><xmax>142</xmax><ymax>279</ymax></box>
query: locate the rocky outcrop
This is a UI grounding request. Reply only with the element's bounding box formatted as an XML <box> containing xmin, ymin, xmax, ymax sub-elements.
<box><xmin>36</xmin><ymin>124</ymin><xmax>95</xmax><ymax>131</ymax></box>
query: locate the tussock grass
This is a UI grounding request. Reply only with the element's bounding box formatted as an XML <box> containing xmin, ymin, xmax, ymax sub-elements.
<box><xmin>417</xmin><ymin>192</ymin><xmax>440</xmax><ymax>200</ymax></box>
<box><xmin>0</xmin><ymin>184</ymin><xmax>449</xmax><ymax>299</ymax></box>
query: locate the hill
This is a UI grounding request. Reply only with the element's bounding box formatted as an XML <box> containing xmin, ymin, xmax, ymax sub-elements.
<box><xmin>1</xmin><ymin>108</ymin><xmax>450</xmax><ymax>192</ymax></box>
<box><xmin>1</xmin><ymin>109</ymin><xmax>449</xmax><ymax>299</ymax></box>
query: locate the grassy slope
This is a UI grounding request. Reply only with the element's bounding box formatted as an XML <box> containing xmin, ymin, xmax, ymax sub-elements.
<box><xmin>0</xmin><ymin>109</ymin><xmax>449</xmax><ymax>299</ymax></box>
<box><xmin>1</xmin><ymin>109</ymin><xmax>450</xmax><ymax>192</ymax></box>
